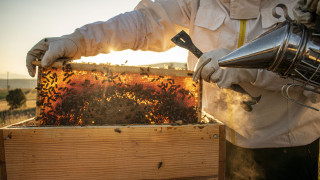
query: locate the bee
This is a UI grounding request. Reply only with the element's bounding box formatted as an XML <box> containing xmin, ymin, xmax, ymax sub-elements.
<box><xmin>66</xmin><ymin>64</ymin><xmax>72</xmax><ymax>71</ymax></box>
<box><xmin>52</xmin><ymin>88</ymin><xmax>57</xmax><ymax>95</ymax></box>
<box><xmin>140</xmin><ymin>72</ymin><xmax>149</xmax><ymax>77</ymax></box>
<box><xmin>114</xmin><ymin>128</ymin><xmax>121</xmax><ymax>133</ymax></box>
<box><xmin>36</xmin><ymin>100</ymin><xmax>43</xmax><ymax>106</ymax></box>
<box><xmin>158</xmin><ymin>162</ymin><xmax>163</xmax><ymax>169</ymax></box>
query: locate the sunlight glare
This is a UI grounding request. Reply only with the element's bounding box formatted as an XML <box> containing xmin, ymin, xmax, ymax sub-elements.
<box><xmin>77</xmin><ymin>47</ymin><xmax>188</xmax><ymax>66</ymax></box>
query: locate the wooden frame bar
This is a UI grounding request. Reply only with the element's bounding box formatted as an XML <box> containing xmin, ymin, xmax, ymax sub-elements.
<box><xmin>0</xmin><ymin>120</ymin><xmax>225</xmax><ymax>180</ymax></box>
<box><xmin>31</xmin><ymin>61</ymin><xmax>195</xmax><ymax>78</ymax></box>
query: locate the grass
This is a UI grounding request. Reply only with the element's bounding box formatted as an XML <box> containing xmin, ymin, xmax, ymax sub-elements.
<box><xmin>0</xmin><ymin>88</ymin><xmax>36</xmax><ymax>127</ymax></box>
<box><xmin>0</xmin><ymin>107</ymin><xmax>35</xmax><ymax>127</ymax></box>
<box><xmin>0</xmin><ymin>90</ymin><xmax>8</xmax><ymax>100</ymax></box>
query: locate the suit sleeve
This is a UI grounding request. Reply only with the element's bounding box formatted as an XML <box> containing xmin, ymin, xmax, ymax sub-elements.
<box><xmin>73</xmin><ymin>0</ymin><xmax>194</xmax><ymax>57</ymax></box>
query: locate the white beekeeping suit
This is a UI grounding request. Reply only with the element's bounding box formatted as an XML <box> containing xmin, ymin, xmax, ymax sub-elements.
<box><xmin>26</xmin><ymin>0</ymin><xmax>320</xmax><ymax>148</ymax></box>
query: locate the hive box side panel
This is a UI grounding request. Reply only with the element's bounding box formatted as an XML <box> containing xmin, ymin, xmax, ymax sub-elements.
<box><xmin>0</xmin><ymin>130</ymin><xmax>7</xmax><ymax>180</ymax></box>
<box><xmin>219</xmin><ymin>125</ymin><xmax>226</xmax><ymax>180</ymax></box>
<box><xmin>3</xmin><ymin>124</ymin><xmax>222</xmax><ymax>180</ymax></box>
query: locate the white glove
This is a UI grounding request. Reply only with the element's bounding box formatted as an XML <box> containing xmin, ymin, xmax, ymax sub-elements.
<box><xmin>293</xmin><ymin>0</ymin><xmax>320</xmax><ymax>27</ymax></box>
<box><xmin>26</xmin><ymin>31</ymin><xmax>83</xmax><ymax>77</ymax></box>
<box><xmin>193</xmin><ymin>48</ymin><xmax>258</xmax><ymax>88</ymax></box>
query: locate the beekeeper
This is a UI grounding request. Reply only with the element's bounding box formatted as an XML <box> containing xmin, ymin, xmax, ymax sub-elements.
<box><xmin>26</xmin><ymin>0</ymin><xmax>320</xmax><ymax>179</ymax></box>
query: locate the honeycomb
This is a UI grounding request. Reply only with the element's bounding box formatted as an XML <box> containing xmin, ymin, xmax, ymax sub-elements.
<box><xmin>36</xmin><ymin>62</ymin><xmax>201</xmax><ymax>126</ymax></box>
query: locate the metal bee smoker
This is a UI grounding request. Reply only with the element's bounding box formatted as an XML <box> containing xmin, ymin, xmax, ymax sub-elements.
<box><xmin>218</xmin><ymin>4</ymin><xmax>320</xmax><ymax>110</ymax></box>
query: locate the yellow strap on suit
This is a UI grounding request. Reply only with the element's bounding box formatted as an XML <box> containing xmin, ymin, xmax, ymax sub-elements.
<box><xmin>228</xmin><ymin>19</ymin><xmax>247</xmax><ymax>144</ymax></box>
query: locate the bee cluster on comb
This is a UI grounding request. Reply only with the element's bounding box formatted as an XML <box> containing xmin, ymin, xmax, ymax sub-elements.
<box><xmin>34</xmin><ymin>61</ymin><xmax>201</xmax><ymax>126</ymax></box>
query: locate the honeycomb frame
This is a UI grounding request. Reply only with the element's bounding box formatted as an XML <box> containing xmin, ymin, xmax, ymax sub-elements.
<box><xmin>32</xmin><ymin>61</ymin><xmax>202</xmax><ymax>126</ymax></box>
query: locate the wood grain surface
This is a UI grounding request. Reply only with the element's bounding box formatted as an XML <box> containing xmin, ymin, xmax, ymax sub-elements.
<box><xmin>1</xmin><ymin>124</ymin><xmax>224</xmax><ymax>180</ymax></box>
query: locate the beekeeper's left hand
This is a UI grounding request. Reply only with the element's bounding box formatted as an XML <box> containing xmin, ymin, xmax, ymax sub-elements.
<box><xmin>293</xmin><ymin>0</ymin><xmax>320</xmax><ymax>27</ymax></box>
<box><xmin>303</xmin><ymin>86</ymin><xmax>320</xmax><ymax>103</ymax></box>
<box><xmin>193</xmin><ymin>48</ymin><xmax>258</xmax><ymax>88</ymax></box>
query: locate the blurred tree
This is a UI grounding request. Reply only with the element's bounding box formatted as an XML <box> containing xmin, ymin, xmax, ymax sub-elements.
<box><xmin>6</xmin><ymin>89</ymin><xmax>26</xmax><ymax>110</ymax></box>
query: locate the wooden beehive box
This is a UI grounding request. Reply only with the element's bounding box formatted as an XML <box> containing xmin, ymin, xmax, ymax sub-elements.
<box><xmin>0</xmin><ymin>61</ymin><xmax>226</xmax><ymax>180</ymax></box>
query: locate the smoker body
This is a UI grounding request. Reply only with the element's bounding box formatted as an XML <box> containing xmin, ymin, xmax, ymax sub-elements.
<box><xmin>218</xmin><ymin>20</ymin><xmax>320</xmax><ymax>90</ymax></box>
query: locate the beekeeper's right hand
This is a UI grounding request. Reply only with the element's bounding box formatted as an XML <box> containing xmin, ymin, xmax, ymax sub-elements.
<box><xmin>193</xmin><ymin>48</ymin><xmax>258</xmax><ymax>89</ymax></box>
<box><xmin>26</xmin><ymin>31</ymin><xmax>83</xmax><ymax>77</ymax></box>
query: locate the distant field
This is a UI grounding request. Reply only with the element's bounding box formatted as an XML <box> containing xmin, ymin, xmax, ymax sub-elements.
<box><xmin>0</xmin><ymin>79</ymin><xmax>37</xmax><ymax>89</ymax></box>
<box><xmin>0</xmin><ymin>90</ymin><xmax>8</xmax><ymax>100</ymax></box>
<box><xmin>0</xmin><ymin>88</ymin><xmax>36</xmax><ymax>127</ymax></box>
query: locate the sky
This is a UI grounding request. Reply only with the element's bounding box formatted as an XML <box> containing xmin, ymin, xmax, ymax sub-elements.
<box><xmin>0</xmin><ymin>0</ymin><xmax>188</xmax><ymax>79</ymax></box>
